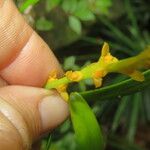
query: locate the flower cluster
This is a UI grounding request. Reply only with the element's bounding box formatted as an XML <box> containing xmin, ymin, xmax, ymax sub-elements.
<box><xmin>45</xmin><ymin>43</ymin><xmax>150</xmax><ymax>101</ymax></box>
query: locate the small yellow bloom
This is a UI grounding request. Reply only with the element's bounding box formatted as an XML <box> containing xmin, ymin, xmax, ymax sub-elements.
<box><xmin>93</xmin><ymin>70</ymin><xmax>107</xmax><ymax>78</ymax></box>
<box><xmin>92</xmin><ymin>70</ymin><xmax>107</xmax><ymax>88</ymax></box>
<box><xmin>65</xmin><ymin>71</ymin><xmax>83</xmax><ymax>82</ymax></box>
<box><xmin>56</xmin><ymin>84</ymin><xmax>69</xmax><ymax>101</ymax></box>
<box><xmin>47</xmin><ymin>70</ymin><xmax>58</xmax><ymax>82</ymax></box>
<box><xmin>93</xmin><ymin>78</ymin><xmax>103</xmax><ymax>88</ymax></box>
<box><xmin>99</xmin><ymin>42</ymin><xmax>118</xmax><ymax>65</ymax></box>
<box><xmin>57</xmin><ymin>84</ymin><xmax>67</xmax><ymax>92</ymax></box>
<box><xmin>59</xmin><ymin>92</ymin><xmax>69</xmax><ymax>102</ymax></box>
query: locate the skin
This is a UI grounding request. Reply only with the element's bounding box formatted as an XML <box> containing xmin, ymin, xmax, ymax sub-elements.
<box><xmin>0</xmin><ymin>0</ymin><xmax>69</xmax><ymax>150</ymax></box>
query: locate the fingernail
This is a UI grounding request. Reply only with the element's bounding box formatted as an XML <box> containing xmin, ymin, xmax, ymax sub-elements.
<box><xmin>39</xmin><ymin>94</ymin><xmax>69</xmax><ymax>132</ymax></box>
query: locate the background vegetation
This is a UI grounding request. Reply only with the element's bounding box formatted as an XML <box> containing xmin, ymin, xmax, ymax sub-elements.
<box><xmin>15</xmin><ymin>0</ymin><xmax>150</xmax><ymax>150</ymax></box>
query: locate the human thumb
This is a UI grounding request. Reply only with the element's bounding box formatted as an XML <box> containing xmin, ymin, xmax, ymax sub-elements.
<box><xmin>0</xmin><ymin>85</ymin><xmax>69</xmax><ymax>150</ymax></box>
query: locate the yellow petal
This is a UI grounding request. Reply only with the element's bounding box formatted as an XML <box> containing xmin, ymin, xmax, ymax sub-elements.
<box><xmin>47</xmin><ymin>70</ymin><xmax>58</xmax><ymax>82</ymax></box>
<box><xmin>49</xmin><ymin>70</ymin><xmax>57</xmax><ymax>78</ymax></box>
<box><xmin>129</xmin><ymin>70</ymin><xmax>145</xmax><ymax>81</ymax></box>
<box><xmin>93</xmin><ymin>78</ymin><xmax>103</xmax><ymax>88</ymax></box>
<box><xmin>65</xmin><ymin>71</ymin><xmax>83</xmax><ymax>82</ymax></box>
<box><xmin>57</xmin><ymin>84</ymin><xmax>68</xmax><ymax>92</ymax></box>
<box><xmin>99</xmin><ymin>42</ymin><xmax>118</xmax><ymax>65</ymax></box>
<box><xmin>104</xmin><ymin>54</ymin><xmax>113</xmax><ymax>62</ymax></box>
<box><xmin>60</xmin><ymin>92</ymin><xmax>69</xmax><ymax>102</ymax></box>
<box><xmin>101</xmin><ymin>42</ymin><xmax>110</xmax><ymax>57</ymax></box>
<box><xmin>56</xmin><ymin>84</ymin><xmax>69</xmax><ymax>102</ymax></box>
<box><xmin>93</xmin><ymin>70</ymin><xmax>107</xmax><ymax>79</ymax></box>
<box><xmin>47</xmin><ymin>77</ymin><xmax>58</xmax><ymax>83</ymax></box>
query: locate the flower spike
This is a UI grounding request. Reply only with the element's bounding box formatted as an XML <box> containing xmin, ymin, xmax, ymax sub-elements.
<box><xmin>44</xmin><ymin>43</ymin><xmax>150</xmax><ymax>102</ymax></box>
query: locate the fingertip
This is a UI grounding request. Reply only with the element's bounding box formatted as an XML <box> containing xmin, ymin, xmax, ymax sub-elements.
<box><xmin>39</xmin><ymin>94</ymin><xmax>69</xmax><ymax>132</ymax></box>
<box><xmin>0</xmin><ymin>86</ymin><xmax>69</xmax><ymax>141</ymax></box>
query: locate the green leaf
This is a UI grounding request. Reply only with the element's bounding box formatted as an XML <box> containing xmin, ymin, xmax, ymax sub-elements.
<box><xmin>126</xmin><ymin>93</ymin><xmax>141</xmax><ymax>142</ymax></box>
<box><xmin>74</xmin><ymin>9</ymin><xmax>95</xmax><ymax>21</ymax></box>
<box><xmin>64</xmin><ymin>56</ymin><xmax>76</xmax><ymax>70</ymax></box>
<box><xmin>69</xmin><ymin>92</ymin><xmax>105</xmax><ymax>150</ymax></box>
<box><xmin>46</xmin><ymin>0</ymin><xmax>61</xmax><ymax>12</ymax></box>
<box><xmin>143</xmin><ymin>87</ymin><xmax>150</xmax><ymax>122</ymax></box>
<box><xmin>94</xmin><ymin>0</ymin><xmax>112</xmax><ymax>15</ymax></box>
<box><xmin>108</xmin><ymin>135</ymin><xmax>145</xmax><ymax>150</ymax></box>
<box><xmin>76</xmin><ymin>0</ymin><xmax>87</xmax><ymax>11</ymax></box>
<box><xmin>69</xmin><ymin>16</ymin><xmax>82</xmax><ymax>34</ymax></box>
<box><xmin>45</xmin><ymin>134</ymin><xmax>52</xmax><ymax>150</ymax></box>
<box><xmin>36</xmin><ymin>17</ymin><xmax>53</xmax><ymax>31</ymax></box>
<box><xmin>19</xmin><ymin>0</ymin><xmax>39</xmax><ymax>13</ymax></box>
<box><xmin>81</xmin><ymin>70</ymin><xmax>150</xmax><ymax>102</ymax></box>
<box><xmin>62</xmin><ymin>0</ymin><xmax>77</xmax><ymax>13</ymax></box>
<box><xmin>111</xmin><ymin>96</ymin><xmax>129</xmax><ymax>132</ymax></box>
<box><xmin>99</xmin><ymin>17</ymin><xmax>138</xmax><ymax>50</ymax></box>
<box><xmin>40</xmin><ymin>134</ymin><xmax>52</xmax><ymax>150</ymax></box>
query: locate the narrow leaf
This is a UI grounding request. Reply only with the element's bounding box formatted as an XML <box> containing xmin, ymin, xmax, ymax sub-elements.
<box><xmin>19</xmin><ymin>0</ymin><xmax>39</xmax><ymax>13</ymax></box>
<box><xmin>69</xmin><ymin>92</ymin><xmax>105</xmax><ymax>150</ymax></box>
<box><xmin>126</xmin><ymin>92</ymin><xmax>141</xmax><ymax>142</ymax></box>
<box><xmin>111</xmin><ymin>96</ymin><xmax>129</xmax><ymax>132</ymax></box>
<box><xmin>143</xmin><ymin>87</ymin><xmax>150</xmax><ymax>122</ymax></box>
<box><xmin>81</xmin><ymin>70</ymin><xmax>150</xmax><ymax>102</ymax></box>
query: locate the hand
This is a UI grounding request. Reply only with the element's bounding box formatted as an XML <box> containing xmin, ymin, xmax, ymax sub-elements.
<box><xmin>0</xmin><ymin>1</ymin><xmax>69</xmax><ymax>149</ymax></box>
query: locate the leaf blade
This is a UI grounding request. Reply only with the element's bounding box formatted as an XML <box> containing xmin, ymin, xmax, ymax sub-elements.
<box><xmin>69</xmin><ymin>92</ymin><xmax>105</xmax><ymax>150</ymax></box>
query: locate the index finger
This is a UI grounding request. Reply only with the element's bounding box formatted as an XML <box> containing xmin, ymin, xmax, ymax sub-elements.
<box><xmin>0</xmin><ymin>0</ymin><xmax>63</xmax><ymax>87</ymax></box>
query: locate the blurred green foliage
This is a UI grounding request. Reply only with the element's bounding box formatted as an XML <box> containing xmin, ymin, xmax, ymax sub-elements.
<box><xmin>44</xmin><ymin>0</ymin><xmax>111</xmax><ymax>34</ymax></box>
<box><xmin>36</xmin><ymin>17</ymin><xmax>53</xmax><ymax>31</ymax></box>
<box><xmin>16</xmin><ymin>0</ymin><xmax>112</xmax><ymax>49</ymax></box>
<box><xmin>16</xmin><ymin>0</ymin><xmax>150</xmax><ymax>150</ymax></box>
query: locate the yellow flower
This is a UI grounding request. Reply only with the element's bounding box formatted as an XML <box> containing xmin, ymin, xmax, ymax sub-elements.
<box><xmin>65</xmin><ymin>71</ymin><xmax>83</xmax><ymax>82</ymax></box>
<box><xmin>98</xmin><ymin>42</ymin><xmax>118</xmax><ymax>65</ymax></box>
<box><xmin>92</xmin><ymin>70</ymin><xmax>106</xmax><ymax>87</ymax></box>
<box><xmin>56</xmin><ymin>84</ymin><xmax>69</xmax><ymax>101</ymax></box>
<box><xmin>93</xmin><ymin>78</ymin><xmax>103</xmax><ymax>88</ymax></box>
<box><xmin>47</xmin><ymin>70</ymin><xmax>69</xmax><ymax>101</ymax></box>
<box><xmin>47</xmin><ymin>70</ymin><xmax>58</xmax><ymax>82</ymax></box>
<box><xmin>91</xmin><ymin>42</ymin><xmax>118</xmax><ymax>88</ymax></box>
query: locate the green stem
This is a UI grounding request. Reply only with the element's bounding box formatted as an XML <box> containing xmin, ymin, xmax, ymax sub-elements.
<box><xmin>44</xmin><ymin>62</ymin><xmax>104</xmax><ymax>89</ymax></box>
<box><xmin>44</xmin><ymin>77</ymin><xmax>70</xmax><ymax>89</ymax></box>
<box><xmin>80</xmin><ymin>70</ymin><xmax>150</xmax><ymax>102</ymax></box>
<box><xmin>44</xmin><ymin>45</ymin><xmax>150</xmax><ymax>101</ymax></box>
